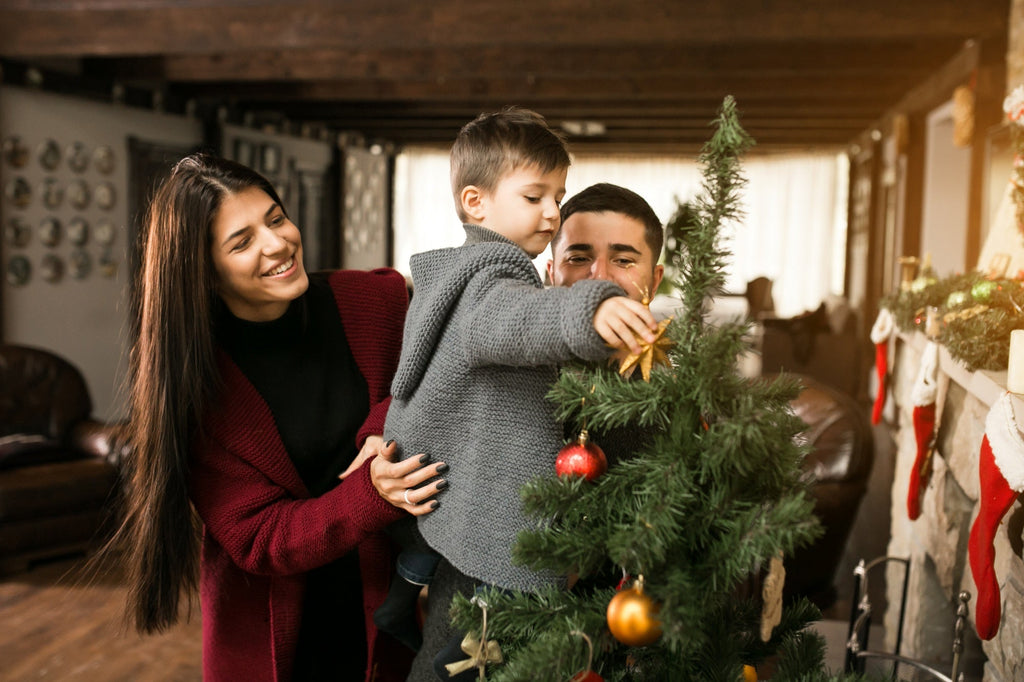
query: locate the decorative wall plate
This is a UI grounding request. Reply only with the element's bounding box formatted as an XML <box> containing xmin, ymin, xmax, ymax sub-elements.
<box><xmin>4</xmin><ymin>218</ymin><xmax>31</xmax><ymax>247</ymax></box>
<box><xmin>67</xmin><ymin>141</ymin><xmax>89</xmax><ymax>173</ymax></box>
<box><xmin>95</xmin><ymin>182</ymin><xmax>116</xmax><ymax>210</ymax></box>
<box><xmin>70</xmin><ymin>248</ymin><xmax>92</xmax><ymax>279</ymax></box>
<box><xmin>41</xmin><ymin>177</ymin><xmax>63</xmax><ymax>209</ymax></box>
<box><xmin>38</xmin><ymin>217</ymin><xmax>61</xmax><ymax>247</ymax></box>
<box><xmin>99</xmin><ymin>247</ymin><xmax>118</xmax><ymax>278</ymax></box>
<box><xmin>40</xmin><ymin>254</ymin><xmax>64</xmax><ymax>283</ymax></box>
<box><xmin>68</xmin><ymin>179</ymin><xmax>90</xmax><ymax>210</ymax></box>
<box><xmin>4</xmin><ymin>177</ymin><xmax>31</xmax><ymax>208</ymax></box>
<box><xmin>93</xmin><ymin>145</ymin><xmax>115</xmax><ymax>174</ymax></box>
<box><xmin>3</xmin><ymin>135</ymin><xmax>28</xmax><ymax>168</ymax></box>
<box><xmin>37</xmin><ymin>139</ymin><xmax>61</xmax><ymax>170</ymax></box>
<box><xmin>94</xmin><ymin>220</ymin><xmax>115</xmax><ymax>246</ymax></box>
<box><xmin>5</xmin><ymin>255</ymin><xmax>31</xmax><ymax>286</ymax></box>
<box><xmin>67</xmin><ymin>217</ymin><xmax>89</xmax><ymax>246</ymax></box>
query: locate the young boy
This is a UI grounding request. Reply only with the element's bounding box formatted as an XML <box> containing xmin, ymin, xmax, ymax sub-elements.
<box><xmin>378</xmin><ymin>109</ymin><xmax>657</xmax><ymax>669</ymax></box>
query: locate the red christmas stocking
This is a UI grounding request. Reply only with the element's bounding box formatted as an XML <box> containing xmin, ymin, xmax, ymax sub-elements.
<box><xmin>968</xmin><ymin>392</ymin><xmax>1024</xmax><ymax>640</ymax></box>
<box><xmin>908</xmin><ymin>404</ymin><xmax>936</xmax><ymax>519</ymax></box>
<box><xmin>907</xmin><ymin>342</ymin><xmax>939</xmax><ymax>520</ymax></box>
<box><xmin>870</xmin><ymin>308</ymin><xmax>895</xmax><ymax>425</ymax></box>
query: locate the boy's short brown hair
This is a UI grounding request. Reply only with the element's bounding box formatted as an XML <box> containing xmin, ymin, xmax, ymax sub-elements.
<box><xmin>450</xmin><ymin>107</ymin><xmax>570</xmax><ymax>222</ymax></box>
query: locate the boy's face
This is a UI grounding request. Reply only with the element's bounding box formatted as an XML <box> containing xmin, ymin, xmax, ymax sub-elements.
<box><xmin>547</xmin><ymin>210</ymin><xmax>663</xmax><ymax>301</ymax></box>
<box><xmin>465</xmin><ymin>164</ymin><xmax>567</xmax><ymax>258</ymax></box>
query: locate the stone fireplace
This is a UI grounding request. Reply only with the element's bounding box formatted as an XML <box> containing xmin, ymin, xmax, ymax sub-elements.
<box><xmin>885</xmin><ymin>333</ymin><xmax>1024</xmax><ymax>681</ymax></box>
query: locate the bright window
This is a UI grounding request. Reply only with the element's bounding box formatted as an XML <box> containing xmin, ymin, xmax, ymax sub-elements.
<box><xmin>392</xmin><ymin>148</ymin><xmax>848</xmax><ymax>317</ymax></box>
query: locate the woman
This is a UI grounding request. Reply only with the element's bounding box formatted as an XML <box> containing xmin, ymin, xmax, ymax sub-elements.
<box><xmin>120</xmin><ymin>153</ymin><xmax>446</xmax><ymax>681</ymax></box>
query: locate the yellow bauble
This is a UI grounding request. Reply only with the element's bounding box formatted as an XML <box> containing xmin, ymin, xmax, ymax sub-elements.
<box><xmin>742</xmin><ymin>664</ymin><xmax>757</xmax><ymax>681</ymax></box>
<box><xmin>606</xmin><ymin>586</ymin><xmax>662</xmax><ymax>646</ymax></box>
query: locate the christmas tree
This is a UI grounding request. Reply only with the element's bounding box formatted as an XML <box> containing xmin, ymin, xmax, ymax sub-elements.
<box><xmin>449</xmin><ymin>97</ymin><xmax>852</xmax><ymax>681</ymax></box>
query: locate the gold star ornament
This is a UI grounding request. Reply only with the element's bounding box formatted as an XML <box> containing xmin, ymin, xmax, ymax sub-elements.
<box><xmin>613</xmin><ymin>316</ymin><xmax>673</xmax><ymax>381</ymax></box>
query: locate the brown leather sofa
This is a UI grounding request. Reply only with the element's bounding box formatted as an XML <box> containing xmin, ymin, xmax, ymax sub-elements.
<box><xmin>775</xmin><ymin>373</ymin><xmax>875</xmax><ymax>609</ymax></box>
<box><xmin>0</xmin><ymin>344</ymin><xmax>125</xmax><ymax>574</ymax></box>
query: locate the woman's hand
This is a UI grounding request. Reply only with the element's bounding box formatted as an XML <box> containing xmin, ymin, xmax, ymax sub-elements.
<box><xmin>363</xmin><ymin>439</ymin><xmax>448</xmax><ymax>516</ymax></box>
<box><xmin>338</xmin><ymin>435</ymin><xmax>385</xmax><ymax>480</ymax></box>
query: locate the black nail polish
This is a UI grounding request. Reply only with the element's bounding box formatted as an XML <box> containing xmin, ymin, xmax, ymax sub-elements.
<box><xmin>430</xmin><ymin>500</ymin><xmax>440</xmax><ymax>510</ymax></box>
<box><xmin>419</xmin><ymin>453</ymin><xmax>431</xmax><ymax>464</ymax></box>
<box><xmin>436</xmin><ymin>479</ymin><xmax>449</xmax><ymax>490</ymax></box>
<box><xmin>385</xmin><ymin>439</ymin><xmax>394</xmax><ymax>447</ymax></box>
<box><xmin>436</xmin><ymin>463</ymin><xmax>449</xmax><ymax>473</ymax></box>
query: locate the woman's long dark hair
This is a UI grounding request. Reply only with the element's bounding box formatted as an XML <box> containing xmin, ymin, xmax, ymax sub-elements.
<box><xmin>120</xmin><ymin>153</ymin><xmax>284</xmax><ymax>633</ymax></box>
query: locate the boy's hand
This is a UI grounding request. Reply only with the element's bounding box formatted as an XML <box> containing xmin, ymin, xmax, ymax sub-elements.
<box><xmin>593</xmin><ymin>296</ymin><xmax>658</xmax><ymax>354</ymax></box>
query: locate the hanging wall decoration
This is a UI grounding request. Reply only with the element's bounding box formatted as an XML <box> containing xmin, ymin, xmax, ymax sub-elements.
<box><xmin>4</xmin><ymin>217</ymin><xmax>31</xmax><ymax>247</ymax></box>
<box><xmin>36</xmin><ymin>139</ymin><xmax>60</xmax><ymax>170</ymax></box>
<box><xmin>3</xmin><ymin>135</ymin><xmax>28</xmax><ymax>168</ymax></box>
<box><xmin>6</xmin><ymin>255</ymin><xmax>30</xmax><ymax>286</ymax></box>
<box><xmin>4</xmin><ymin>177</ymin><xmax>31</xmax><ymax>208</ymax></box>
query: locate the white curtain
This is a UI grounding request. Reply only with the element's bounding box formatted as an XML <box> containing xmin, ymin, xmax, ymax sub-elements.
<box><xmin>392</xmin><ymin>147</ymin><xmax>848</xmax><ymax>317</ymax></box>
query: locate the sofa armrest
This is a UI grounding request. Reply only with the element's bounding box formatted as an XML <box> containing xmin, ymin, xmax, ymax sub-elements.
<box><xmin>69</xmin><ymin>419</ymin><xmax>128</xmax><ymax>466</ymax></box>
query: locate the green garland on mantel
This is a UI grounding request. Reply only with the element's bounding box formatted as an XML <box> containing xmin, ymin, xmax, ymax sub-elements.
<box><xmin>880</xmin><ymin>271</ymin><xmax>1024</xmax><ymax>371</ymax></box>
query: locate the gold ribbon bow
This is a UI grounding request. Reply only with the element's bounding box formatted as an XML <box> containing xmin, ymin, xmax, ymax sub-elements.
<box><xmin>445</xmin><ymin>595</ymin><xmax>503</xmax><ymax>679</ymax></box>
<box><xmin>444</xmin><ymin>632</ymin><xmax>504</xmax><ymax>677</ymax></box>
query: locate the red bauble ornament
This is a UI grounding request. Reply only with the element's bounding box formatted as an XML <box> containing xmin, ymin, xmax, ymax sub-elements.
<box><xmin>570</xmin><ymin>671</ymin><xmax>604</xmax><ymax>682</ymax></box>
<box><xmin>606</xmin><ymin>582</ymin><xmax>662</xmax><ymax>646</ymax></box>
<box><xmin>555</xmin><ymin>429</ymin><xmax>607</xmax><ymax>481</ymax></box>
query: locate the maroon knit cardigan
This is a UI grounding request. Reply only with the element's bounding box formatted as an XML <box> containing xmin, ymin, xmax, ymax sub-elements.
<box><xmin>189</xmin><ymin>269</ymin><xmax>412</xmax><ymax>682</ymax></box>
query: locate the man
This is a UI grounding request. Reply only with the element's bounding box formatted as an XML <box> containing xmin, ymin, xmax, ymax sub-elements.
<box><xmin>547</xmin><ymin>182</ymin><xmax>664</xmax><ymax>302</ymax></box>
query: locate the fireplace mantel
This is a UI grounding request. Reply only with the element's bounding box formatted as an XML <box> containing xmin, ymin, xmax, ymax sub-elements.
<box><xmin>885</xmin><ymin>333</ymin><xmax>1024</xmax><ymax>681</ymax></box>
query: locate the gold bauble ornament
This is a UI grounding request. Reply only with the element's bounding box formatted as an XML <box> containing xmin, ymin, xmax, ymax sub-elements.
<box><xmin>606</xmin><ymin>579</ymin><xmax>662</xmax><ymax>646</ymax></box>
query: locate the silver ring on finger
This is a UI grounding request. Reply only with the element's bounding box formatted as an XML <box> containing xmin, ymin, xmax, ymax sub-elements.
<box><xmin>403</xmin><ymin>489</ymin><xmax>413</xmax><ymax>505</ymax></box>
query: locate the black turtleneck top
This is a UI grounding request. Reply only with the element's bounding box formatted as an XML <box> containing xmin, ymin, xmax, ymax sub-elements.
<box><xmin>215</xmin><ymin>271</ymin><xmax>371</xmax><ymax>679</ymax></box>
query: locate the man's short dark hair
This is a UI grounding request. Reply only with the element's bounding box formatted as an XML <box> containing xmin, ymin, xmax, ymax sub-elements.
<box><xmin>556</xmin><ymin>183</ymin><xmax>664</xmax><ymax>258</ymax></box>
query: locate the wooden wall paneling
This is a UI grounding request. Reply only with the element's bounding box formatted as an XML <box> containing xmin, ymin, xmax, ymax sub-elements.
<box><xmin>965</xmin><ymin>41</ymin><xmax>1010</xmax><ymax>269</ymax></box>
<box><xmin>845</xmin><ymin>132</ymin><xmax>880</xmax><ymax>339</ymax></box>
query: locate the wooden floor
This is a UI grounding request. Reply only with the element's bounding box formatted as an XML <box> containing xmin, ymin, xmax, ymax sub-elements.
<box><xmin>0</xmin><ymin>552</ymin><xmax>202</xmax><ymax>681</ymax></box>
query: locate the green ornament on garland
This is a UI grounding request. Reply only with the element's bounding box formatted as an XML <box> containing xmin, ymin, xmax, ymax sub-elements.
<box><xmin>946</xmin><ymin>290</ymin><xmax>970</xmax><ymax>309</ymax></box>
<box><xmin>971</xmin><ymin>279</ymin><xmax>998</xmax><ymax>302</ymax></box>
<box><xmin>910</xmin><ymin>276</ymin><xmax>937</xmax><ymax>294</ymax></box>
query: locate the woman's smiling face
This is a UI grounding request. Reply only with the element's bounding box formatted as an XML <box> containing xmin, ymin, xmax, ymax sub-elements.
<box><xmin>210</xmin><ymin>187</ymin><xmax>309</xmax><ymax>321</ymax></box>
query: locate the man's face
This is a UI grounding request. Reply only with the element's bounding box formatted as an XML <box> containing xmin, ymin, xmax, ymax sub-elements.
<box><xmin>547</xmin><ymin>211</ymin><xmax>663</xmax><ymax>301</ymax></box>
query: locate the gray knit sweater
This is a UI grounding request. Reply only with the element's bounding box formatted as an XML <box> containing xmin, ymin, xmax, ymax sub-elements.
<box><xmin>384</xmin><ymin>224</ymin><xmax>623</xmax><ymax>590</ymax></box>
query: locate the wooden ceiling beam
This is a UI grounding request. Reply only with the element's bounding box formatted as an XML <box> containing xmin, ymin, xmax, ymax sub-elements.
<box><xmin>175</xmin><ymin>73</ymin><xmax>913</xmax><ymax>104</ymax></box>
<box><xmin>0</xmin><ymin>0</ymin><xmax>1008</xmax><ymax>57</ymax></box>
<box><xmin>268</xmin><ymin>100</ymin><xmax>895</xmax><ymax>119</ymax></box>
<box><xmin>102</xmin><ymin>41</ymin><xmax>964</xmax><ymax>82</ymax></box>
